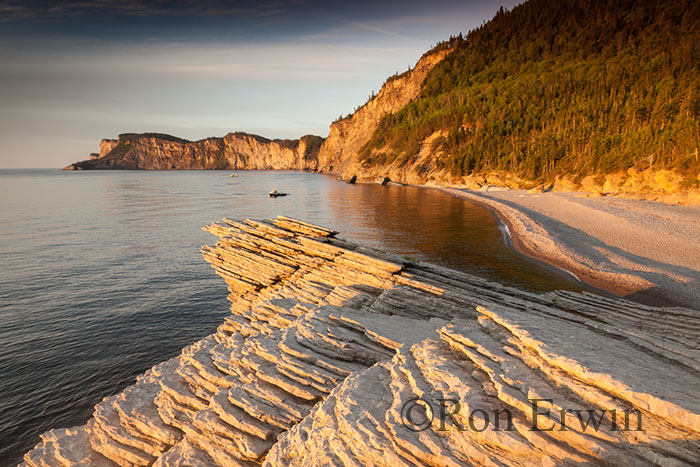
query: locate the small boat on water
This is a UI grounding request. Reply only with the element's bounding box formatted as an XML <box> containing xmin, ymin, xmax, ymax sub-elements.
<box><xmin>268</xmin><ymin>190</ymin><xmax>288</xmax><ymax>198</ymax></box>
<box><xmin>229</xmin><ymin>173</ymin><xmax>237</xmax><ymax>177</ymax></box>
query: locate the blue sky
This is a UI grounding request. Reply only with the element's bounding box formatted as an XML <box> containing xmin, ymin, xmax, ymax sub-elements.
<box><xmin>0</xmin><ymin>0</ymin><xmax>520</xmax><ymax>167</ymax></box>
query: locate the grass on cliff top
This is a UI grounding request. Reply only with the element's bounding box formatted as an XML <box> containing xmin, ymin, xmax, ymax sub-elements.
<box><xmin>359</xmin><ymin>0</ymin><xmax>700</xmax><ymax>182</ymax></box>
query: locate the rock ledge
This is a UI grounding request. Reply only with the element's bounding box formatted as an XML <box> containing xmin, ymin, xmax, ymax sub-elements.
<box><xmin>21</xmin><ymin>217</ymin><xmax>700</xmax><ymax>466</ymax></box>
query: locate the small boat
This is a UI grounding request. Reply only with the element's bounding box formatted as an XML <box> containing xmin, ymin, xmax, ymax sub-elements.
<box><xmin>229</xmin><ymin>173</ymin><xmax>237</xmax><ymax>178</ymax></box>
<box><xmin>268</xmin><ymin>190</ymin><xmax>288</xmax><ymax>198</ymax></box>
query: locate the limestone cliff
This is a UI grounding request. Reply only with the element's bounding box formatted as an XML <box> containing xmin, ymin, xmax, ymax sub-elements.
<box><xmin>21</xmin><ymin>217</ymin><xmax>700</xmax><ymax>466</ymax></box>
<box><xmin>100</xmin><ymin>139</ymin><xmax>119</xmax><ymax>158</ymax></box>
<box><xmin>314</xmin><ymin>49</ymin><xmax>451</xmax><ymax>180</ymax></box>
<box><xmin>63</xmin><ymin>133</ymin><xmax>324</xmax><ymax>171</ymax></box>
<box><xmin>62</xmin><ymin>48</ymin><xmax>449</xmax><ymax>175</ymax></box>
<box><xmin>60</xmin><ymin>42</ymin><xmax>700</xmax><ymax>205</ymax></box>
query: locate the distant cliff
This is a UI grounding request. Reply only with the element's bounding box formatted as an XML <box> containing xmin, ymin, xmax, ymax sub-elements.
<box><xmin>62</xmin><ymin>48</ymin><xmax>449</xmax><ymax>175</ymax></box>
<box><xmin>63</xmin><ymin>132</ymin><xmax>324</xmax><ymax>171</ymax></box>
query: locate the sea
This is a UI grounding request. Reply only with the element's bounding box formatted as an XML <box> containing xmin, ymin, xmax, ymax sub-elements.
<box><xmin>0</xmin><ymin>169</ymin><xmax>584</xmax><ymax>465</ymax></box>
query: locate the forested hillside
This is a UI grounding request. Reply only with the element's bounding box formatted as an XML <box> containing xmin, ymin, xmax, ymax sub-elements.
<box><xmin>359</xmin><ymin>0</ymin><xmax>700</xmax><ymax>184</ymax></box>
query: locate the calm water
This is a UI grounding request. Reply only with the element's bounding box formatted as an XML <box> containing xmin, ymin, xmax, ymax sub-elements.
<box><xmin>0</xmin><ymin>169</ymin><xmax>583</xmax><ymax>464</ymax></box>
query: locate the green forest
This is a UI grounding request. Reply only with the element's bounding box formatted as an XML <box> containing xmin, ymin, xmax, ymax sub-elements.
<box><xmin>359</xmin><ymin>0</ymin><xmax>700</xmax><ymax>183</ymax></box>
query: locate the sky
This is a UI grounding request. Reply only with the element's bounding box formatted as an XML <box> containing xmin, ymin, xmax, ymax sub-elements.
<box><xmin>0</xmin><ymin>0</ymin><xmax>520</xmax><ymax>168</ymax></box>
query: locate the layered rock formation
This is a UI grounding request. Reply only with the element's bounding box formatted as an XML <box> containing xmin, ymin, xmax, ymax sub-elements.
<box><xmin>315</xmin><ymin>49</ymin><xmax>451</xmax><ymax>181</ymax></box>
<box><xmin>62</xmin><ymin>48</ymin><xmax>450</xmax><ymax>176</ymax></box>
<box><xmin>99</xmin><ymin>139</ymin><xmax>119</xmax><ymax>158</ymax></box>
<box><xmin>63</xmin><ymin>133</ymin><xmax>324</xmax><ymax>171</ymax></box>
<box><xmin>21</xmin><ymin>216</ymin><xmax>700</xmax><ymax>466</ymax></box>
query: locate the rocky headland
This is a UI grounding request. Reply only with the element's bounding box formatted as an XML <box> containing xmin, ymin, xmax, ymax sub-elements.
<box><xmin>62</xmin><ymin>47</ymin><xmax>451</xmax><ymax>178</ymax></box>
<box><xmin>63</xmin><ymin>133</ymin><xmax>324</xmax><ymax>171</ymax></box>
<box><xmin>21</xmin><ymin>216</ymin><xmax>700</xmax><ymax>466</ymax></box>
<box><xmin>61</xmin><ymin>45</ymin><xmax>700</xmax><ymax>207</ymax></box>
<box><xmin>60</xmin><ymin>0</ymin><xmax>700</xmax><ymax>208</ymax></box>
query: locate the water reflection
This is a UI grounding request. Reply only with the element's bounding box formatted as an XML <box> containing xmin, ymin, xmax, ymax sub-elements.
<box><xmin>321</xmin><ymin>180</ymin><xmax>584</xmax><ymax>292</ymax></box>
<box><xmin>0</xmin><ymin>169</ymin><xmax>584</xmax><ymax>465</ymax></box>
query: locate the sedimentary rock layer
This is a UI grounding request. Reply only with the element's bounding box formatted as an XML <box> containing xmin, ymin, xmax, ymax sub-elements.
<box><xmin>61</xmin><ymin>49</ymin><xmax>450</xmax><ymax>175</ymax></box>
<box><xmin>63</xmin><ymin>133</ymin><xmax>324</xmax><ymax>171</ymax></box>
<box><xmin>21</xmin><ymin>216</ymin><xmax>700</xmax><ymax>466</ymax></box>
<box><xmin>316</xmin><ymin>49</ymin><xmax>451</xmax><ymax>181</ymax></box>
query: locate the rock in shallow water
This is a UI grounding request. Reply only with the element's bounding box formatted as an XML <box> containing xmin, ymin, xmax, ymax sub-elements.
<box><xmin>21</xmin><ymin>216</ymin><xmax>700</xmax><ymax>466</ymax></box>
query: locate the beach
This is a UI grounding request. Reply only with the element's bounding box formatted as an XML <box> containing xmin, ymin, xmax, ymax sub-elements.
<box><xmin>438</xmin><ymin>186</ymin><xmax>700</xmax><ymax>310</ymax></box>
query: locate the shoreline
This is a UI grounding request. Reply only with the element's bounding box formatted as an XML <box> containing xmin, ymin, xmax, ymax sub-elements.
<box><xmin>432</xmin><ymin>185</ymin><xmax>700</xmax><ymax>310</ymax></box>
<box><xmin>449</xmin><ymin>189</ymin><xmax>625</xmax><ymax>296</ymax></box>
<box><xmin>55</xmin><ymin>167</ymin><xmax>699</xmax><ymax>309</ymax></box>
<box><xmin>468</xmin><ymin>195</ymin><xmax>599</xmax><ymax>287</ymax></box>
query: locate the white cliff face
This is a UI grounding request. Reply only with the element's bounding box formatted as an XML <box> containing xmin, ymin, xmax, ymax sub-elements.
<box><xmin>21</xmin><ymin>216</ymin><xmax>700</xmax><ymax>466</ymax></box>
<box><xmin>221</xmin><ymin>134</ymin><xmax>319</xmax><ymax>171</ymax></box>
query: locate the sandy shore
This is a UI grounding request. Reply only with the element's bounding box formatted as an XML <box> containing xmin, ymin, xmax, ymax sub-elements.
<box><xmin>436</xmin><ymin>187</ymin><xmax>700</xmax><ymax>309</ymax></box>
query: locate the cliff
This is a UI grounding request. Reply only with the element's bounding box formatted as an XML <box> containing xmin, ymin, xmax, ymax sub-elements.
<box><xmin>62</xmin><ymin>47</ymin><xmax>449</xmax><ymax>175</ymax></box>
<box><xmin>22</xmin><ymin>217</ymin><xmax>700</xmax><ymax>466</ymax></box>
<box><xmin>351</xmin><ymin>0</ymin><xmax>700</xmax><ymax>204</ymax></box>
<box><xmin>61</xmin><ymin>1</ymin><xmax>700</xmax><ymax>205</ymax></box>
<box><xmin>63</xmin><ymin>133</ymin><xmax>324</xmax><ymax>171</ymax></box>
<box><xmin>100</xmin><ymin>139</ymin><xmax>119</xmax><ymax>158</ymax></box>
<box><xmin>314</xmin><ymin>49</ymin><xmax>451</xmax><ymax>180</ymax></box>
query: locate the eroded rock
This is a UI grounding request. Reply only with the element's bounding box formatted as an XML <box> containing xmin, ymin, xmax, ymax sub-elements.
<box><xmin>21</xmin><ymin>217</ymin><xmax>700</xmax><ymax>466</ymax></box>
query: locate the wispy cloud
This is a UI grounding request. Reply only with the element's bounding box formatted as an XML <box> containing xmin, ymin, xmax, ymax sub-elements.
<box><xmin>0</xmin><ymin>0</ymin><xmax>290</xmax><ymax>21</ymax></box>
<box><xmin>0</xmin><ymin>38</ymin><xmax>418</xmax><ymax>80</ymax></box>
<box><xmin>344</xmin><ymin>21</ymin><xmax>416</xmax><ymax>42</ymax></box>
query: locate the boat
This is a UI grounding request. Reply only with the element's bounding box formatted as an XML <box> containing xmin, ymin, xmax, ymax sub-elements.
<box><xmin>268</xmin><ymin>190</ymin><xmax>288</xmax><ymax>198</ymax></box>
<box><xmin>229</xmin><ymin>173</ymin><xmax>237</xmax><ymax>177</ymax></box>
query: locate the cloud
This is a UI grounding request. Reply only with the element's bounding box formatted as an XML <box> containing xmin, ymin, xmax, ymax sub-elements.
<box><xmin>0</xmin><ymin>38</ymin><xmax>418</xmax><ymax>82</ymax></box>
<box><xmin>0</xmin><ymin>0</ymin><xmax>289</xmax><ymax>21</ymax></box>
